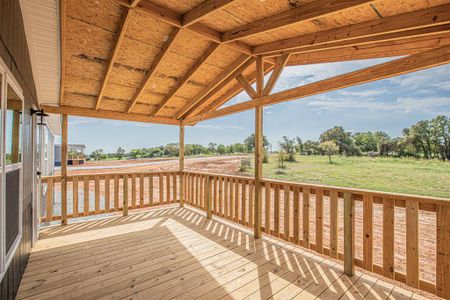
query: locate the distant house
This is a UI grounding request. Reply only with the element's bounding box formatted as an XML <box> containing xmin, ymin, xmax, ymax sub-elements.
<box><xmin>55</xmin><ymin>144</ymin><xmax>86</xmax><ymax>166</ymax></box>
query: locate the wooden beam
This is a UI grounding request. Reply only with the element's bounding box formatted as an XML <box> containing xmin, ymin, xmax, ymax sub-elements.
<box><xmin>184</xmin><ymin>45</ymin><xmax>450</xmax><ymax>124</ymax></box>
<box><xmin>287</xmin><ymin>33</ymin><xmax>450</xmax><ymax>66</ymax></box>
<box><xmin>96</xmin><ymin>8</ymin><xmax>134</xmax><ymax>110</ymax></box>
<box><xmin>255</xmin><ymin>56</ymin><xmax>264</xmax><ymax>96</ymax></box>
<box><xmin>344</xmin><ymin>192</ymin><xmax>355</xmax><ymax>276</ymax></box>
<box><xmin>222</xmin><ymin>0</ymin><xmax>374</xmax><ymax>42</ymax></box>
<box><xmin>61</xmin><ymin>115</ymin><xmax>68</xmax><ymax>226</ymax></box>
<box><xmin>153</xmin><ymin>43</ymin><xmax>219</xmax><ymax>116</ymax></box>
<box><xmin>176</xmin><ymin>55</ymin><xmax>251</xmax><ymax>119</ymax></box>
<box><xmin>254</xmin><ymin>105</ymin><xmax>263</xmax><ymax>238</ymax></box>
<box><xmin>263</xmin><ymin>53</ymin><xmax>289</xmax><ymax>95</ymax></box>
<box><xmin>263</xmin><ymin>24</ymin><xmax>450</xmax><ymax>57</ymax></box>
<box><xmin>42</xmin><ymin>105</ymin><xmax>181</xmax><ymax>125</ymax></box>
<box><xmin>235</xmin><ymin>74</ymin><xmax>257</xmax><ymax>99</ymax></box>
<box><xmin>59</xmin><ymin>0</ymin><xmax>66</xmax><ymax>105</ymax></box>
<box><xmin>194</xmin><ymin>63</ymin><xmax>275</xmax><ymax>118</ymax></box>
<box><xmin>253</xmin><ymin>3</ymin><xmax>450</xmax><ymax>55</ymax></box>
<box><xmin>182</xmin><ymin>57</ymin><xmax>256</xmax><ymax>118</ymax></box>
<box><xmin>127</xmin><ymin>27</ymin><xmax>181</xmax><ymax>113</ymax></box>
<box><xmin>182</xmin><ymin>0</ymin><xmax>235</xmax><ymax>27</ymax></box>
<box><xmin>130</xmin><ymin>0</ymin><xmax>142</xmax><ymax>8</ymax></box>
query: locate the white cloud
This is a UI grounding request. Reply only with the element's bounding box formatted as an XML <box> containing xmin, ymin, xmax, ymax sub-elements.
<box><xmin>69</xmin><ymin>117</ymin><xmax>96</xmax><ymax>126</ymax></box>
<box><xmin>337</xmin><ymin>89</ymin><xmax>387</xmax><ymax>97</ymax></box>
<box><xmin>307</xmin><ymin>94</ymin><xmax>450</xmax><ymax>115</ymax></box>
<box><xmin>197</xmin><ymin>124</ymin><xmax>246</xmax><ymax>130</ymax></box>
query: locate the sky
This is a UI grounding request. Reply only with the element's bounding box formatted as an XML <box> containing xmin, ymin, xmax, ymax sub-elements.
<box><xmin>66</xmin><ymin>58</ymin><xmax>450</xmax><ymax>153</ymax></box>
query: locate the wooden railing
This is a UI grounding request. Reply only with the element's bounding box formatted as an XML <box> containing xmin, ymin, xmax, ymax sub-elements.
<box><xmin>41</xmin><ymin>170</ymin><xmax>450</xmax><ymax>299</ymax></box>
<box><xmin>41</xmin><ymin>171</ymin><xmax>180</xmax><ymax>222</ymax></box>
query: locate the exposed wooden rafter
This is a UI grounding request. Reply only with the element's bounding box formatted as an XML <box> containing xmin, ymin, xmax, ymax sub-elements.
<box><xmin>184</xmin><ymin>45</ymin><xmax>450</xmax><ymax>124</ymax></box>
<box><xmin>182</xmin><ymin>57</ymin><xmax>256</xmax><ymax>118</ymax></box>
<box><xmin>153</xmin><ymin>43</ymin><xmax>219</xmax><ymax>116</ymax></box>
<box><xmin>127</xmin><ymin>27</ymin><xmax>181</xmax><ymax>113</ymax></box>
<box><xmin>96</xmin><ymin>8</ymin><xmax>134</xmax><ymax>110</ymax></box>
<box><xmin>235</xmin><ymin>74</ymin><xmax>257</xmax><ymax>99</ymax></box>
<box><xmin>253</xmin><ymin>3</ymin><xmax>450</xmax><ymax>55</ymax></box>
<box><xmin>42</xmin><ymin>105</ymin><xmax>181</xmax><ymax>125</ymax></box>
<box><xmin>222</xmin><ymin>0</ymin><xmax>374</xmax><ymax>43</ymax></box>
<box><xmin>59</xmin><ymin>0</ymin><xmax>66</xmax><ymax>105</ymax></box>
<box><xmin>263</xmin><ymin>53</ymin><xmax>290</xmax><ymax>96</ymax></box>
<box><xmin>116</xmin><ymin>0</ymin><xmax>252</xmax><ymax>56</ymax></box>
<box><xmin>182</xmin><ymin>0</ymin><xmax>235</xmax><ymax>27</ymax></box>
<box><xmin>176</xmin><ymin>55</ymin><xmax>252</xmax><ymax>119</ymax></box>
<box><xmin>130</xmin><ymin>0</ymin><xmax>142</xmax><ymax>8</ymax></box>
<box><xmin>256</xmin><ymin>56</ymin><xmax>264</xmax><ymax>97</ymax></box>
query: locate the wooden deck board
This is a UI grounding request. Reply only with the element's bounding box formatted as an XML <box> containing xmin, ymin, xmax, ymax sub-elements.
<box><xmin>18</xmin><ymin>206</ymin><xmax>428</xmax><ymax>300</ymax></box>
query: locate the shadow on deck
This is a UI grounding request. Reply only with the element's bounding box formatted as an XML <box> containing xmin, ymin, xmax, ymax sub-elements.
<box><xmin>17</xmin><ymin>205</ymin><xmax>429</xmax><ymax>299</ymax></box>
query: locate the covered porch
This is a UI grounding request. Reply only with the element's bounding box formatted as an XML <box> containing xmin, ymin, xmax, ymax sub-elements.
<box><xmin>17</xmin><ymin>0</ymin><xmax>450</xmax><ymax>298</ymax></box>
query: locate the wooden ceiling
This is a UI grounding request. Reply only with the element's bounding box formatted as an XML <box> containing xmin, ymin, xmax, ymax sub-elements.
<box><xmin>41</xmin><ymin>0</ymin><xmax>450</xmax><ymax>125</ymax></box>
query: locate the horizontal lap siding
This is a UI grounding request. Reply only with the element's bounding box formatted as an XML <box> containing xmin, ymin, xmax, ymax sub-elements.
<box><xmin>0</xmin><ymin>0</ymin><xmax>39</xmax><ymax>299</ymax></box>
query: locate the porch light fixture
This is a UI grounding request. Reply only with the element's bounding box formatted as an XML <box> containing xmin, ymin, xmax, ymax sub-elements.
<box><xmin>31</xmin><ymin>108</ymin><xmax>49</xmax><ymax>126</ymax></box>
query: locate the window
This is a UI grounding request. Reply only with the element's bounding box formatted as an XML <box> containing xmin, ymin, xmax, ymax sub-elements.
<box><xmin>0</xmin><ymin>57</ymin><xmax>24</xmax><ymax>281</ymax></box>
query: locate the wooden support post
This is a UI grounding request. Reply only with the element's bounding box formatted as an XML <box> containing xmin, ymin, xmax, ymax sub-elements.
<box><xmin>254</xmin><ymin>55</ymin><xmax>264</xmax><ymax>238</ymax></box>
<box><xmin>179</xmin><ymin>125</ymin><xmax>185</xmax><ymax>207</ymax></box>
<box><xmin>205</xmin><ymin>175</ymin><xmax>212</xmax><ymax>219</ymax></box>
<box><xmin>436</xmin><ymin>203</ymin><xmax>450</xmax><ymax>299</ymax></box>
<box><xmin>344</xmin><ymin>192</ymin><xmax>355</xmax><ymax>276</ymax></box>
<box><xmin>61</xmin><ymin>114</ymin><xmax>68</xmax><ymax>225</ymax></box>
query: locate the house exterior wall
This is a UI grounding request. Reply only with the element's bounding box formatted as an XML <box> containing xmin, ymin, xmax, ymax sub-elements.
<box><xmin>0</xmin><ymin>0</ymin><xmax>39</xmax><ymax>298</ymax></box>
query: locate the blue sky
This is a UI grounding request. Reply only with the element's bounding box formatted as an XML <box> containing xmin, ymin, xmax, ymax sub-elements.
<box><xmin>67</xmin><ymin>58</ymin><xmax>450</xmax><ymax>153</ymax></box>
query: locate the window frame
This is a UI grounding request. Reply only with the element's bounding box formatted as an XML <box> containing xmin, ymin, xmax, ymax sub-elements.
<box><xmin>0</xmin><ymin>56</ymin><xmax>24</xmax><ymax>281</ymax></box>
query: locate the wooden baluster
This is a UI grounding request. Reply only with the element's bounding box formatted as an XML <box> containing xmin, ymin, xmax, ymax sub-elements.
<box><xmin>114</xmin><ymin>175</ymin><xmax>119</xmax><ymax>211</ymax></box>
<box><xmin>190</xmin><ymin>174</ymin><xmax>194</xmax><ymax>206</ymax></box>
<box><xmin>84</xmin><ymin>177</ymin><xmax>89</xmax><ymax>216</ymax></box>
<box><xmin>224</xmin><ymin>178</ymin><xmax>229</xmax><ymax>219</ymax></box>
<box><xmin>206</xmin><ymin>176</ymin><xmax>212</xmax><ymax>219</ymax></box>
<box><xmin>159</xmin><ymin>173</ymin><xmax>164</xmax><ymax>204</ymax></box>
<box><xmin>199</xmin><ymin>175</ymin><xmax>203</xmax><ymax>208</ymax></box>
<box><xmin>219</xmin><ymin>177</ymin><xmax>224</xmax><ymax>217</ymax></box>
<box><xmin>302</xmin><ymin>187</ymin><xmax>310</xmax><ymax>248</ymax></box>
<box><xmin>284</xmin><ymin>184</ymin><xmax>290</xmax><ymax>241</ymax></box>
<box><xmin>383</xmin><ymin>198</ymin><xmax>395</xmax><ymax>279</ymax></box>
<box><xmin>265</xmin><ymin>182</ymin><xmax>271</xmax><ymax>234</ymax></box>
<box><xmin>230</xmin><ymin>178</ymin><xmax>235</xmax><ymax>221</ymax></box>
<box><xmin>95</xmin><ymin>176</ymin><xmax>100</xmax><ymax>214</ymax></box>
<box><xmin>234</xmin><ymin>179</ymin><xmax>240</xmax><ymax>223</ymax></box>
<box><xmin>330</xmin><ymin>190</ymin><xmax>339</xmax><ymax>258</ymax></box>
<box><xmin>215</xmin><ymin>177</ymin><xmax>219</xmax><ymax>215</ymax></box>
<box><xmin>105</xmin><ymin>175</ymin><xmax>110</xmax><ymax>212</ymax></box>
<box><xmin>149</xmin><ymin>174</ymin><xmax>153</xmax><ymax>206</ymax></box>
<box><xmin>363</xmin><ymin>193</ymin><xmax>373</xmax><ymax>271</ymax></box>
<box><xmin>166</xmin><ymin>173</ymin><xmax>171</xmax><ymax>203</ymax></box>
<box><xmin>241</xmin><ymin>181</ymin><xmax>247</xmax><ymax>225</ymax></box>
<box><xmin>248</xmin><ymin>181</ymin><xmax>251</xmax><ymax>226</ymax></box>
<box><xmin>186</xmin><ymin>174</ymin><xmax>190</xmax><ymax>205</ymax></box>
<box><xmin>131</xmin><ymin>173</ymin><xmax>136</xmax><ymax>208</ymax></box>
<box><xmin>139</xmin><ymin>173</ymin><xmax>144</xmax><ymax>207</ymax></box>
<box><xmin>293</xmin><ymin>186</ymin><xmax>300</xmax><ymax>244</ymax></box>
<box><xmin>436</xmin><ymin>203</ymin><xmax>450</xmax><ymax>299</ymax></box>
<box><xmin>406</xmin><ymin>199</ymin><xmax>419</xmax><ymax>288</ymax></box>
<box><xmin>344</xmin><ymin>192</ymin><xmax>355</xmax><ymax>276</ymax></box>
<box><xmin>196</xmin><ymin>175</ymin><xmax>200</xmax><ymax>207</ymax></box>
<box><xmin>316</xmin><ymin>188</ymin><xmax>323</xmax><ymax>253</ymax></box>
<box><xmin>46</xmin><ymin>178</ymin><xmax>54</xmax><ymax>222</ymax></box>
<box><xmin>274</xmin><ymin>184</ymin><xmax>280</xmax><ymax>237</ymax></box>
<box><xmin>173</xmin><ymin>173</ymin><xmax>177</xmax><ymax>203</ymax></box>
<box><xmin>73</xmin><ymin>177</ymin><xmax>78</xmax><ymax>217</ymax></box>
<box><xmin>123</xmin><ymin>175</ymin><xmax>128</xmax><ymax>216</ymax></box>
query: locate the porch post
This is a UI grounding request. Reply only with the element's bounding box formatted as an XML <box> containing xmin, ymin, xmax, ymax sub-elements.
<box><xmin>61</xmin><ymin>114</ymin><xmax>68</xmax><ymax>225</ymax></box>
<box><xmin>179</xmin><ymin>125</ymin><xmax>185</xmax><ymax>207</ymax></box>
<box><xmin>254</xmin><ymin>55</ymin><xmax>264</xmax><ymax>238</ymax></box>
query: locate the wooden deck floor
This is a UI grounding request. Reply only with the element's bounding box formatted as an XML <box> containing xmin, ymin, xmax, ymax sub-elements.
<box><xmin>17</xmin><ymin>206</ymin><xmax>430</xmax><ymax>300</ymax></box>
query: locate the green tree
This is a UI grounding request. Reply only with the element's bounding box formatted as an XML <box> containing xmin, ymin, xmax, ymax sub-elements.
<box><xmin>319</xmin><ymin>141</ymin><xmax>339</xmax><ymax>163</ymax></box>
<box><xmin>217</xmin><ymin>144</ymin><xmax>227</xmax><ymax>154</ymax></box>
<box><xmin>129</xmin><ymin>149</ymin><xmax>142</xmax><ymax>159</ymax></box>
<box><xmin>277</xmin><ymin>149</ymin><xmax>286</xmax><ymax>169</ymax></box>
<box><xmin>320</xmin><ymin>126</ymin><xmax>359</xmax><ymax>155</ymax></box>
<box><xmin>243</xmin><ymin>133</ymin><xmax>270</xmax><ymax>152</ymax></box>
<box><xmin>116</xmin><ymin>146</ymin><xmax>125</xmax><ymax>160</ymax></box>
<box><xmin>279</xmin><ymin>136</ymin><xmax>296</xmax><ymax>161</ymax></box>
<box><xmin>90</xmin><ymin>149</ymin><xmax>104</xmax><ymax>161</ymax></box>
<box><xmin>296</xmin><ymin>136</ymin><xmax>303</xmax><ymax>154</ymax></box>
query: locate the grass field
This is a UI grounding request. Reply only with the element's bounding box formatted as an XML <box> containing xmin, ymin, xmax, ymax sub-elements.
<box><xmin>244</xmin><ymin>155</ymin><xmax>450</xmax><ymax>199</ymax></box>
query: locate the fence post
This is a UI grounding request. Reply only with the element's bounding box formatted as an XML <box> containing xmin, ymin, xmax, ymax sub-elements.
<box><xmin>206</xmin><ymin>175</ymin><xmax>212</xmax><ymax>219</ymax></box>
<box><xmin>61</xmin><ymin>114</ymin><xmax>68</xmax><ymax>225</ymax></box>
<box><xmin>344</xmin><ymin>192</ymin><xmax>355</xmax><ymax>276</ymax></box>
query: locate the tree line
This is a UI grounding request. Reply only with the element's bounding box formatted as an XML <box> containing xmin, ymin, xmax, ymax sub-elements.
<box><xmin>278</xmin><ymin>115</ymin><xmax>450</xmax><ymax>161</ymax></box>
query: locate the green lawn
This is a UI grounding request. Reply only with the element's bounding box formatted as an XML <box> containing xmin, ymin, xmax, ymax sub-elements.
<box><xmin>244</xmin><ymin>155</ymin><xmax>450</xmax><ymax>199</ymax></box>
